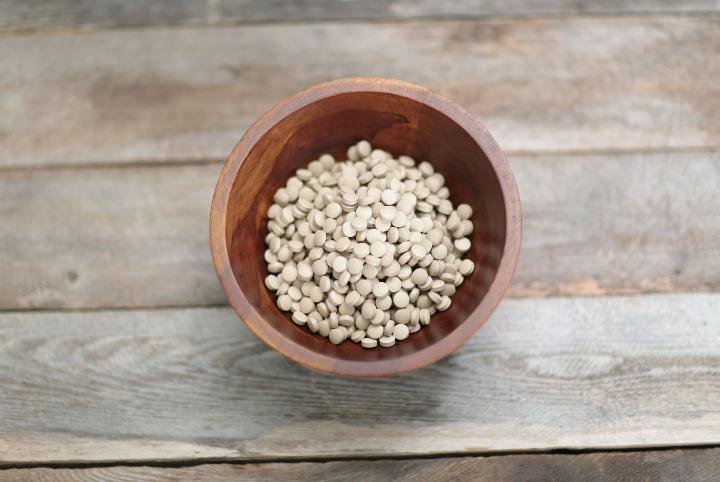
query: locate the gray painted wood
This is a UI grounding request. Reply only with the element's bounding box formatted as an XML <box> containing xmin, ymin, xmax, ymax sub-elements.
<box><xmin>1</xmin><ymin>0</ymin><xmax>718</xmax><ymax>33</ymax></box>
<box><xmin>0</xmin><ymin>163</ymin><xmax>221</xmax><ymax>310</ymax></box>
<box><xmin>5</xmin><ymin>448</ymin><xmax>720</xmax><ymax>481</ymax></box>
<box><xmin>0</xmin><ymin>0</ymin><xmax>207</xmax><ymax>32</ymax></box>
<box><xmin>0</xmin><ymin>293</ymin><xmax>718</xmax><ymax>463</ymax></box>
<box><xmin>2</xmin><ymin>150</ymin><xmax>718</xmax><ymax>310</ymax></box>
<box><xmin>1</xmin><ymin>16</ymin><xmax>718</xmax><ymax>168</ymax></box>
<box><xmin>511</xmin><ymin>149</ymin><xmax>720</xmax><ymax>298</ymax></box>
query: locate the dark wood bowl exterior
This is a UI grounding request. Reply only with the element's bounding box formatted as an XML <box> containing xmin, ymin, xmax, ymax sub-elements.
<box><xmin>210</xmin><ymin>78</ymin><xmax>521</xmax><ymax>376</ymax></box>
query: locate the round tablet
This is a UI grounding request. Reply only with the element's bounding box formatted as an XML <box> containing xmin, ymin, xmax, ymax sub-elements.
<box><xmin>376</xmin><ymin>295</ymin><xmax>392</xmax><ymax>311</ymax></box>
<box><xmin>365</xmin><ymin>255</ymin><xmax>381</xmax><ymax>268</ymax></box>
<box><xmin>335</xmin><ymin>236</ymin><xmax>351</xmax><ymax>252</ymax></box>
<box><xmin>372</xmin><ymin>282</ymin><xmax>389</xmax><ymax>298</ymax></box>
<box><xmin>410</xmin><ymin>243</ymin><xmax>427</xmax><ymax>259</ymax></box>
<box><xmin>312</xmin><ymin>259</ymin><xmax>328</xmax><ymax>276</ymax></box>
<box><xmin>384</xmin><ymin>319</ymin><xmax>395</xmax><ymax>336</ymax></box>
<box><xmin>371</xmin><ymin>309</ymin><xmax>384</xmax><ymax>326</ymax></box>
<box><xmin>393</xmin><ymin>324</ymin><xmax>409</xmax><ymax>341</ymax></box>
<box><xmin>393</xmin><ymin>290</ymin><xmax>409</xmax><ymax>308</ymax></box>
<box><xmin>459</xmin><ymin>259</ymin><xmax>475</xmax><ymax>276</ymax></box>
<box><xmin>356</xmin><ymin>278</ymin><xmax>372</xmax><ymax>296</ymax></box>
<box><xmin>277</xmin><ymin>295</ymin><xmax>292</xmax><ymax>311</ymax></box>
<box><xmin>265</xmin><ymin>275</ymin><xmax>280</xmax><ymax>291</ymax></box>
<box><xmin>347</xmin><ymin>257</ymin><xmax>364</xmax><ymax>275</ymax></box>
<box><xmin>386</xmin><ymin>277</ymin><xmax>402</xmax><ymax>293</ymax></box>
<box><xmin>288</xmin><ymin>286</ymin><xmax>302</xmax><ymax>301</ymax></box>
<box><xmin>281</xmin><ymin>264</ymin><xmax>298</xmax><ymax>283</ymax></box>
<box><xmin>345</xmin><ymin>290</ymin><xmax>361</xmax><ymax>306</ymax></box>
<box><xmin>332</xmin><ymin>256</ymin><xmax>347</xmax><ymax>272</ymax></box>
<box><xmin>367</xmin><ymin>324</ymin><xmax>384</xmax><ymax>339</ymax></box>
<box><xmin>357</xmin><ymin>140</ymin><xmax>372</xmax><ymax>157</ymax></box>
<box><xmin>297</xmin><ymin>262</ymin><xmax>313</xmax><ymax>281</ymax></box>
<box><xmin>387</xmin><ymin>227</ymin><xmax>400</xmax><ymax>243</ymax></box>
<box><xmin>379</xmin><ymin>205</ymin><xmax>396</xmax><ymax>221</ymax></box>
<box><xmin>431</xmin><ymin>244</ymin><xmax>448</xmax><ymax>260</ymax></box>
<box><xmin>299</xmin><ymin>297</ymin><xmax>314</xmax><ymax>314</ymax></box>
<box><xmin>457</xmin><ymin>203</ymin><xmax>473</xmax><ymax>219</ymax></box>
<box><xmin>325</xmin><ymin>202</ymin><xmax>342</xmax><ymax>218</ymax></box>
<box><xmin>351</xmin><ymin>216</ymin><xmax>367</xmax><ymax>231</ymax></box>
<box><xmin>381</xmin><ymin>189</ymin><xmax>398</xmax><ymax>205</ymax></box>
<box><xmin>353</xmin><ymin>242</ymin><xmax>370</xmax><ymax>257</ymax></box>
<box><xmin>391</xmin><ymin>211</ymin><xmax>407</xmax><ymax>228</ymax></box>
<box><xmin>370</xmin><ymin>241</ymin><xmax>386</xmax><ymax>257</ymax></box>
<box><xmin>307</xmin><ymin>318</ymin><xmax>319</xmax><ymax>333</ymax></box>
<box><xmin>342</xmin><ymin>221</ymin><xmax>356</xmax><ymax>237</ymax></box>
<box><xmin>339</xmin><ymin>302</ymin><xmax>354</xmax><ymax>316</ymax></box>
<box><xmin>428</xmin><ymin>228</ymin><xmax>443</xmax><ymax>245</ymax></box>
<box><xmin>351</xmin><ymin>329</ymin><xmax>365</xmax><ymax>342</ymax></box>
<box><xmin>362</xmin><ymin>264</ymin><xmax>379</xmax><ymax>279</ymax></box>
<box><xmin>372</xmin><ymin>163</ymin><xmax>387</xmax><ymax>177</ymax></box>
<box><xmin>394</xmin><ymin>308</ymin><xmax>411</xmax><ymax>324</ymax></box>
<box><xmin>361</xmin><ymin>301</ymin><xmax>376</xmax><ymax>320</ymax></box>
<box><xmin>337</xmin><ymin>271</ymin><xmax>351</xmax><ymax>286</ymax></box>
<box><xmin>375</xmin><ymin>218</ymin><xmax>391</xmax><ymax>232</ymax></box>
<box><xmin>411</xmin><ymin>268</ymin><xmax>428</xmax><ymax>285</ymax></box>
<box><xmin>309</xmin><ymin>286</ymin><xmax>323</xmax><ymax>303</ymax></box>
<box><xmin>292</xmin><ymin>312</ymin><xmax>308</xmax><ymax>325</ymax></box>
<box><xmin>454</xmin><ymin>238</ymin><xmax>471</xmax><ymax>253</ymax></box>
<box><xmin>366</xmin><ymin>229</ymin><xmax>384</xmax><ymax>243</ymax></box>
<box><xmin>329</xmin><ymin>327</ymin><xmax>345</xmax><ymax>345</ymax></box>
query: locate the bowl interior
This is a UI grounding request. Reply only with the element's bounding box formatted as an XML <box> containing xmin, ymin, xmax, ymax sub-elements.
<box><xmin>224</xmin><ymin>90</ymin><xmax>507</xmax><ymax>367</ymax></box>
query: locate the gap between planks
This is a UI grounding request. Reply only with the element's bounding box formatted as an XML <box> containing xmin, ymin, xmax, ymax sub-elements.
<box><xmin>3</xmin><ymin>443</ymin><xmax>720</xmax><ymax>470</ymax></box>
<box><xmin>1</xmin><ymin>11</ymin><xmax>719</xmax><ymax>38</ymax></box>
<box><xmin>1</xmin><ymin>1</ymin><xmax>719</xmax><ymax>37</ymax></box>
<box><xmin>5</xmin><ymin>448</ymin><xmax>720</xmax><ymax>482</ymax></box>
<box><xmin>0</xmin><ymin>144</ymin><xmax>719</xmax><ymax>175</ymax></box>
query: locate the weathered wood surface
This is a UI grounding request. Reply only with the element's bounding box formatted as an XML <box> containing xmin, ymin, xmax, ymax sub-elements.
<box><xmin>0</xmin><ymin>293</ymin><xmax>719</xmax><ymax>464</ymax></box>
<box><xmin>1</xmin><ymin>16</ymin><xmax>719</xmax><ymax>168</ymax></box>
<box><xmin>1</xmin><ymin>0</ymin><xmax>718</xmax><ymax>33</ymax></box>
<box><xmin>2</xmin><ymin>150</ymin><xmax>718</xmax><ymax>310</ymax></box>
<box><xmin>511</xmin><ymin>149</ymin><xmax>720</xmax><ymax>297</ymax></box>
<box><xmin>5</xmin><ymin>448</ymin><xmax>720</xmax><ymax>482</ymax></box>
<box><xmin>0</xmin><ymin>163</ymin><xmax>219</xmax><ymax>310</ymax></box>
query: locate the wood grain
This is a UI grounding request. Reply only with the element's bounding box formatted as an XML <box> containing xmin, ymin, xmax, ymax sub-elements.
<box><xmin>5</xmin><ymin>448</ymin><xmax>720</xmax><ymax>481</ymax></box>
<box><xmin>1</xmin><ymin>0</ymin><xmax>718</xmax><ymax>33</ymax></box>
<box><xmin>0</xmin><ymin>163</ymin><xmax>220</xmax><ymax>310</ymax></box>
<box><xmin>0</xmin><ymin>292</ymin><xmax>719</xmax><ymax>464</ymax></box>
<box><xmin>1</xmin><ymin>16</ymin><xmax>719</xmax><ymax>168</ymax></box>
<box><xmin>510</xmin><ymin>149</ymin><xmax>720</xmax><ymax>297</ymax></box>
<box><xmin>2</xmin><ymin>150</ymin><xmax>718</xmax><ymax>310</ymax></box>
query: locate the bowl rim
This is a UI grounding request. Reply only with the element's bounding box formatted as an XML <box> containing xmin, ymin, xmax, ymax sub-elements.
<box><xmin>210</xmin><ymin>77</ymin><xmax>522</xmax><ymax>377</ymax></box>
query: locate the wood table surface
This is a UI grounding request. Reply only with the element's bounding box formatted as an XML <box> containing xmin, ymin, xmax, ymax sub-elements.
<box><xmin>2</xmin><ymin>1</ymin><xmax>719</xmax><ymax>480</ymax></box>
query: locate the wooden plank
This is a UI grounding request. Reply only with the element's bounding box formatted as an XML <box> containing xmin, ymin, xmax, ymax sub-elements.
<box><xmin>1</xmin><ymin>16</ymin><xmax>719</xmax><ymax>168</ymax></box>
<box><xmin>510</xmin><ymin>149</ymin><xmax>720</xmax><ymax>298</ymax></box>
<box><xmin>2</xmin><ymin>150</ymin><xmax>718</xmax><ymax>310</ymax></box>
<box><xmin>0</xmin><ymin>163</ymin><xmax>220</xmax><ymax>310</ymax></box>
<box><xmin>5</xmin><ymin>448</ymin><xmax>720</xmax><ymax>481</ymax></box>
<box><xmin>0</xmin><ymin>293</ymin><xmax>719</xmax><ymax>464</ymax></box>
<box><xmin>0</xmin><ymin>1</ymin><xmax>207</xmax><ymax>33</ymax></box>
<box><xmin>1</xmin><ymin>0</ymin><xmax>718</xmax><ymax>33</ymax></box>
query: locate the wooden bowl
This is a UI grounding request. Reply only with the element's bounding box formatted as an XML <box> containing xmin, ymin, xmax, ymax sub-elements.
<box><xmin>210</xmin><ymin>78</ymin><xmax>521</xmax><ymax>376</ymax></box>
